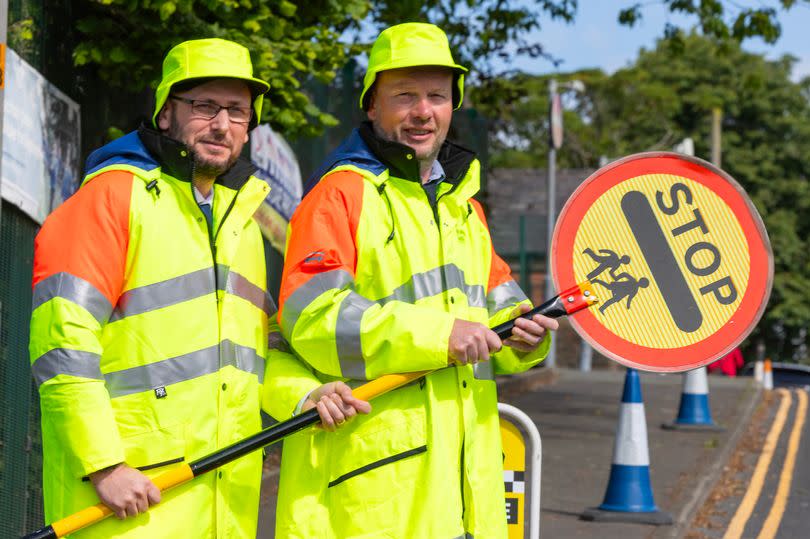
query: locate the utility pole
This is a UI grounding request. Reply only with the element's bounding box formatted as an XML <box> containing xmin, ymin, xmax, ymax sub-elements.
<box><xmin>711</xmin><ymin>107</ymin><xmax>722</xmax><ymax>168</ymax></box>
<box><xmin>546</xmin><ymin>78</ymin><xmax>585</xmax><ymax>369</ymax></box>
<box><xmin>546</xmin><ymin>79</ymin><xmax>561</xmax><ymax>368</ymax></box>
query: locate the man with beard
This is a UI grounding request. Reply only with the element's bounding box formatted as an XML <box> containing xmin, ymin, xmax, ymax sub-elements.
<box><xmin>29</xmin><ymin>38</ymin><xmax>368</xmax><ymax>538</ymax></box>
<box><xmin>274</xmin><ymin>23</ymin><xmax>557</xmax><ymax>538</ymax></box>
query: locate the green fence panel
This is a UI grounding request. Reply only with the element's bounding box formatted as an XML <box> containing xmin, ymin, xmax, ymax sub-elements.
<box><xmin>0</xmin><ymin>201</ymin><xmax>41</xmax><ymax>536</ymax></box>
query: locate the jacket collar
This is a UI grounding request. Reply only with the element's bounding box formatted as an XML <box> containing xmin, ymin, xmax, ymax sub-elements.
<box><xmin>357</xmin><ymin>122</ymin><xmax>476</xmax><ymax>186</ymax></box>
<box><xmin>137</xmin><ymin>124</ymin><xmax>257</xmax><ymax>191</ymax></box>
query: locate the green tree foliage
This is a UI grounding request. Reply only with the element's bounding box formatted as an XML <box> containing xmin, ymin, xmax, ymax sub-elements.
<box><xmin>72</xmin><ymin>0</ymin><xmax>369</xmax><ymax>138</ymax></box>
<box><xmin>366</xmin><ymin>1</ymin><xmax>807</xmax><ymax>108</ymax></box>
<box><xmin>489</xmin><ymin>33</ymin><xmax>810</xmax><ymax>360</ymax></box>
<box><xmin>68</xmin><ymin>1</ymin><xmax>808</xmax><ymax>138</ymax></box>
<box><xmin>618</xmin><ymin>0</ymin><xmax>801</xmax><ymax>44</ymax></box>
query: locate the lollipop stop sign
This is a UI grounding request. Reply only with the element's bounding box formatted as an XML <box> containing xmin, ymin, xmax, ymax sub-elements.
<box><xmin>553</xmin><ymin>152</ymin><xmax>773</xmax><ymax>372</ymax></box>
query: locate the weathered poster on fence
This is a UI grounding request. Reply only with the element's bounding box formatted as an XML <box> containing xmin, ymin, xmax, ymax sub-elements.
<box><xmin>1</xmin><ymin>48</ymin><xmax>81</xmax><ymax>224</ymax></box>
<box><xmin>250</xmin><ymin>124</ymin><xmax>302</xmax><ymax>252</ymax></box>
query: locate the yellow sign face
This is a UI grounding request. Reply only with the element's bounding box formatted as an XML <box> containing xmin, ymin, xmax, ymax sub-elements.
<box><xmin>572</xmin><ymin>173</ymin><xmax>749</xmax><ymax>348</ymax></box>
<box><xmin>500</xmin><ymin>418</ymin><xmax>526</xmax><ymax>538</ymax></box>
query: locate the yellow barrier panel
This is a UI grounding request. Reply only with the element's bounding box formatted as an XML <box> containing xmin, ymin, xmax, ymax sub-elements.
<box><xmin>501</xmin><ymin>417</ymin><xmax>527</xmax><ymax>538</ymax></box>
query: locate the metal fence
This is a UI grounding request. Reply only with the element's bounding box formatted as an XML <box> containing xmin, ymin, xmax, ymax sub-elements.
<box><xmin>0</xmin><ymin>202</ymin><xmax>42</xmax><ymax>537</ymax></box>
<box><xmin>1</xmin><ymin>1</ymin><xmax>74</xmax><ymax>534</ymax></box>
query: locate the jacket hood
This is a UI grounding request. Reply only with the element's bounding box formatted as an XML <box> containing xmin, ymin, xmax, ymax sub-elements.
<box><xmin>84</xmin><ymin>131</ymin><xmax>160</xmax><ymax>182</ymax></box>
<box><xmin>304</xmin><ymin>122</ymin><xmax>477</xmax><ymax>197</ymax></box>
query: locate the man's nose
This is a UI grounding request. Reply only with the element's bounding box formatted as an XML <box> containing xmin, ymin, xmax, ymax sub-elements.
<box><xmin>411</xmin><ymin>97</ymin><xmax>433</xmax><ymax>120</ymax></box>
<box><xmin>209</xmin><ymin>108</ymin><xmax>230</xmax><ymax>131</ymax></box>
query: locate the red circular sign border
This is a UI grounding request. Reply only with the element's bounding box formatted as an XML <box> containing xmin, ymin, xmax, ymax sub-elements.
<box><xmin>552</xmin><ymin>152</ymin><xmax>773</xmax><ymax>372</ymax></box>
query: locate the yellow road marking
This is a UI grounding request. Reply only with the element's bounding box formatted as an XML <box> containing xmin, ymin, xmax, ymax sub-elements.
<box><xmin>723</xmin><ymin>388</ymin><xmax>791</xmax><ymax>539</ymax></box>
<box><xmin>757</xmin><ymin>389</ymin><xmax>808</xmax><ymax>539</ymax></box>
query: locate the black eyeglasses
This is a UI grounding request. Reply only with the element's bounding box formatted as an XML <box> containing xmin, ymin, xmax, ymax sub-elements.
<box><xmin>169</xmin><ymin>96</ymin><xmax>253</xmax><ymax>124</ymax></box>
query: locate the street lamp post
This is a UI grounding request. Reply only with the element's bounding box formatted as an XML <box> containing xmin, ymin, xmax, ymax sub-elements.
<box><xmin>545</xmin><ymin>78</ymin><xmax>584</xmax><ymax>368</ymax></box>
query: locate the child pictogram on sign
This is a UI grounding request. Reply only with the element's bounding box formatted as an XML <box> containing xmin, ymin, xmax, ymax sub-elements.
<box><xmin>582</xmin><ymin>248</ymin><xmax>631</xmax><ymax>281</ymax></box>
<box><xmin>584</xmin><ymin>248</ymin><xmax>649</xmax><ymax>314</ymax></box>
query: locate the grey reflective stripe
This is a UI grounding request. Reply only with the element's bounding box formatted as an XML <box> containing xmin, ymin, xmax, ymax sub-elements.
<box><xmin>336</xmin><ymin>292</ymin><xmax>375</xmax><ymax>380</ymax></box>
<box><xmin>378</xmin><ymin>266</ymin><xmax>444</xmax><ymax>304</ymax></box>
<box><xmin>32</xmin><ymin>349</ymin><xmax>103</xmax><ymax>386</ymax></box>
<box><xmin>443</xmin><ymin>264</ymin><xmax>486</xmax><ymax>308</ymax></box>
<box><xmin>104</xmin><ymin>340</ymin><xmax>264</xmax><ymax>398</ymax></box>
<box><xmin>224</xmin><ymin>270</ymin><xmax>276</xmax><ymax>316</ymax></box>
<box><xmin>32</xmin><ymin>272</ymin><xmax>112</xmax><ymax>324</ymax></box>
<box><xmin>486</xmin><ymin>280</ymin><xmax>527</xmax><ymax>316</ymax></box>
<box><xmin>473</xmin><ymin>361</ymin><xmax>495</xmax><ymax>381</ymax></box>
<box><xmin>221</xmin><ymin>339</ymin><xmax>266</xmax><ymax>384</ymax></box>
<box><xmin>379</xmin><ymin>264</ymin><xmax>485</xmax><ymax>308</ymax></box>
<box><xmin>110</xmin><ymin>268</ymin><xmax>215</xmax><ymax>321</ymax></box>
<box><xmin>282</xmin><ymin>265</ymin><xmax>486</xmax><ymax>379</ymax></box>
<box><xmin>216</xmin><ymin>263</ymin><xmax>230</xmax><ymax>288</ymax></box>
<box><xmin>281</xmin><ymin>269</ymin><xmax>354</xmax><ymax>336</ymax></box>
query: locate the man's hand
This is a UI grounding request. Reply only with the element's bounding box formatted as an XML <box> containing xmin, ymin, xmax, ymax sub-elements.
<box><xmin>302</xmin><ymin>381</ymin><xmax>372</xmax><ymax>432</ymax></box>
<box><xmin>448</xmin><ymin>319</ymin><xmax>502</xmax><ymax>365</ymax></box>
<box><xmin>503</xmin><ymin>304</ymin><xmax>559</xmax><ymax>353</ymax></box>
<box><xmin>88</xmin><ymin>463</ymin><xmax>161</xmax><ymax>519</ymax></box>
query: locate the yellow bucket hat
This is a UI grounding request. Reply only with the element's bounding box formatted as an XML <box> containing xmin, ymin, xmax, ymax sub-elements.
<box><xmin>360</xmin><ymin>23</ymin><xmax>468</xmax><ymax>111</ymax></box>
<box><xmin>152</xmin><ymin>38</ymin><xmax>270</xmax><ymax>130</ymax></box>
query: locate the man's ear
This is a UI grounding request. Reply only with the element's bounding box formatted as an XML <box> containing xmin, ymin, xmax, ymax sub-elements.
<box><xmin>366</xmin><ymin>92</ymin><xmax>377</xmax><ymax>122</ymax></box>
<box><xmin>157</xmin><ymin>104</ymin><xmax>172</xmax><ymax>131</ymax></box>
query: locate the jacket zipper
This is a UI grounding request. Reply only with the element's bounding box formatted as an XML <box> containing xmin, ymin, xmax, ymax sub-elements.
<box><xmin>429</xmin><ymin>190</ymin><xmax>450</xmax><ymax>310</ymax></box>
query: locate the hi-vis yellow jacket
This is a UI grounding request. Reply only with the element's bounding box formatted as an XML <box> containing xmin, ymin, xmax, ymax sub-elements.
<box><xmin>271</xmin><ymin>123</ymin><xmax>550</xmax><ymax>539</ymax></box>
<box><xmin>30</xmin><ymin>126</ymin><xmax>277</xmax><ymax>538</ymax></box>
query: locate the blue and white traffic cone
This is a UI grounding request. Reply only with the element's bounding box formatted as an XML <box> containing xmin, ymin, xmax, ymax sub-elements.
<box><xmin>582</xmin><ymin>368</ymin><xmax>672</xmax><ymax>524</ymax></box>
<box><xmin>661</xmin><ymin>367</ymin><xmax>724</xmax><ymax>431</ymax></box>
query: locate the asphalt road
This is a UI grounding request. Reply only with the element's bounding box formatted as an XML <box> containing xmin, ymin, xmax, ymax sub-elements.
<box><xmin>688</xmin><ymin>386</ymin><xmax>809</xmax><ymax>539</ymax></box>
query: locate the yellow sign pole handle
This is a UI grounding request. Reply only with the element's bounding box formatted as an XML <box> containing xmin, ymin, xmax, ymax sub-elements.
<box><xmin>33</xmin><ymin>464</ymin><xmax>196</xmax><ymax>538</ymax></box>
<box><xmin>352</xmin><ymin>371</ymin><xmax>429</xmax><ymax>401</ymax></box>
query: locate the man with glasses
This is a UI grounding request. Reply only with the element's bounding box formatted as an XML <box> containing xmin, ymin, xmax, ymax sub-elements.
<box><xmin>30</xmin><ymin>38</ymin><xmax>368</xmax><ymax>538</ymax></box>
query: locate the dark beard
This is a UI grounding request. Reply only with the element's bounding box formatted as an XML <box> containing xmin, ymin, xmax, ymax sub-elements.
<box><xmin>167</xmin><ymin>113</ymin><xmax>236</xmax><ymax>179</ymax></box>
<box><xmin>192</xmin><ymin>153</ymin><xmax>231</xmax><ymax>179</ymax></box>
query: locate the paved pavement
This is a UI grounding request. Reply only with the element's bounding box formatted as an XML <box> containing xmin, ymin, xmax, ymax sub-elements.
<box><xmin>503</xmin><ymin>368</ymin><xmax>760</xmax><ymax>539</ymax></box>
<box><xmin>257</xmin><ymin>367</ymin><xmax>760</xmax><ymax>538</ymax></box>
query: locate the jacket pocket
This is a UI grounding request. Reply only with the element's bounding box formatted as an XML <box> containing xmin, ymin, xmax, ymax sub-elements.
<box><xmin>121</xmin><ymin>422</ymin><xmax>187</xmax><ymax>471</ymax></box>
<box><xmin>328</xmin><ymin>445</ymin><xmax>426</xmax><ymax>487</ymax></box>
<box><xmin>326</xmin><ymin>384</ymin><xmax>427</xmax><ymax>490</ymax></box>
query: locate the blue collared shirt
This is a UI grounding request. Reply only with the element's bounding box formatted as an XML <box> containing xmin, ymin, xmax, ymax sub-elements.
<box><xmin>422</xmin><ymin>160</ymin><xmax>446</xmax><ymax>206</ymax></box>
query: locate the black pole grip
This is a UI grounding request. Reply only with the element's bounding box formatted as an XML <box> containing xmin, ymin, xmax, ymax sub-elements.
<box><xmin>21</xmin><ymin>525</ymin><xmax>56</xmax><ymax>539</ymax></box>
<box><xmin>491</xmin><ymin>295</ymin><xmax>566</xmax><ymax>339</ymax></box>
<box><xmin>190</xmin><ymin>407</ymin><xmax>321</xmax><ymax>476</ymax></box>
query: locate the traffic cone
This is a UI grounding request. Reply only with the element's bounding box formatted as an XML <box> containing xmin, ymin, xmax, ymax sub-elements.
<box><xmin>754</xmin><ymin>360</ymin><xmax>764</xmax><ymax>384</ymax></box>
<box><xmin>763</xmin><ymin>359</ymin><xmax>773</xmax><ymax>390</ymax></box>
<box><xmin>582</xmin><ymin>368</ymin><xmax>672</xmax><ymax>524</ymax></box>
<box><xmin>661</xmin><ymin>367</ymin><xmax>723</xmax><ymax>431</ymax></box>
